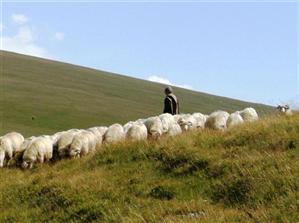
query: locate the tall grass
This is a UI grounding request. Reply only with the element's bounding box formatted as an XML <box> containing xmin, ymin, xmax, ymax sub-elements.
<box><xmin>0</xmin><ymin>114</ymin><xmax>298</xmax><ymax>222</ymax></box>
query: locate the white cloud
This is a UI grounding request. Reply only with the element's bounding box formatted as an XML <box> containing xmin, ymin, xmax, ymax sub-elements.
<box><xmin>12</xmin><ymin>14</ymin><xmax>28</xmax><ymax>25</ymax></box>
<box><xmin>0</xmin><ymin>14</ymin><xmax>49</xmax><ymax>58</ymax></box>
<box><xmin>177</xmin><ymin>84</ymin><xmax>194</xmax><ymax>90</ymax></box>
<box><xmin>148</xmin><ymin>75</ymin><xmax>172</xmax><ymax>85</ymax></box>
<box><xmin>15</xmin><ymin>26</ymin><xmax>34</xmax><ymax>43</ymax></box>
<box><xmin>148</xmin><ymin>75</ymin><xmax>193</xmax><ymax>90</ymax></box>
<box><xmin>1</xmin><ymin>25</ymin><xmax>48</xmax><ymax>58</ymax></box>
<box><xmin>54</xmin><ymin>32</ymin><xmax>65</xmax><ymax>41</ymax></box>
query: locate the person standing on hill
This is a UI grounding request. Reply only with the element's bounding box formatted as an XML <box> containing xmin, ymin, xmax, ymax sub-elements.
<box><xmin>163</xmin><ymin>86</ymin><xmax>180</xmax><ymax>115</ymax></box>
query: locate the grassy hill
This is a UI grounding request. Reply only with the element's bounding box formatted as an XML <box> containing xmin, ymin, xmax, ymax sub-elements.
<box><xmin>0</xmin><ymin>114</ymin><xmax>298</xmax><ymax>222</ymax></box>
<box><xmin>0</xmin><ymin>51</ymin><xmax>273</xmax><ymax>137</ymax></box>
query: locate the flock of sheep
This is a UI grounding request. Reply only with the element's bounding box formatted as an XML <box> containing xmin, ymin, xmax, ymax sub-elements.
<box><xmin>0</xmin><ymin>107</ymin><xmax>260</xmax><ymax>169</ymax></box>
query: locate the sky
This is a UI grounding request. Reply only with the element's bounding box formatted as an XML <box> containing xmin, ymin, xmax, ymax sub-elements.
<box><xmin>1</xmin><ymin>0</ymin><xmax>298</xmax><ymax>106</ymax></box>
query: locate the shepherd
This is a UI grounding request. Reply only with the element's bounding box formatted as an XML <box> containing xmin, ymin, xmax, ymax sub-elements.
<box><xmin>163</xmin><ymin>86</ymin><xmax>180</xmax><ymax>115</ymax></box>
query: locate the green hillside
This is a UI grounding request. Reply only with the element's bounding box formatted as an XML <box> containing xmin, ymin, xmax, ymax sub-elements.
<box><xmin>0</xmin><ymin>114</ymin><xmax>298</xmax><ymax>222</ymax></box>
<box><xmin>0</xmin><ymin>51</ymin><xmax>272</xmax><ymax>137</ymax></box>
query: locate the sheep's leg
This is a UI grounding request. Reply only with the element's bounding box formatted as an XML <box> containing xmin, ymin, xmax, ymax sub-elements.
<box><xmin>0</xmin><ymin>150</ymin><xmax>5</xmax><ymax>167</ymax></box>
<box><xmin>38</xmin><ymin>156</ymin><xmax>44</xmax><ymax>164</ymax></box>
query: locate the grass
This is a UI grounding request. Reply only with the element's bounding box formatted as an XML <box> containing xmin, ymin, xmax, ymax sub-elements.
<box><xmin>0</xmin><ymin>51</ymin><xmax>273</xmax><ymax>137</ymax></box>
<box><xmin>0</xmin><ymin>114</ymin><xmax>298</xmax><ymax>223</ymax></box>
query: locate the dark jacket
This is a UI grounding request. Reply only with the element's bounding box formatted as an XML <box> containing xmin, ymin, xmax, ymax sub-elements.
<box><xmin>163</xmin><ymin>93</ymin><xmax>179</xmax><ymax>115</ymax></box>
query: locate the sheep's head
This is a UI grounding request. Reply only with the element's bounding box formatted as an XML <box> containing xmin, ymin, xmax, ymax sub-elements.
<box><xmin>147</xmin><ymin>128</ymin><xmax>162</xmax><ymax>140</ymax></box>
<box><xmin>22</xmin><ymin>151</ymin><xmax>37</xmax><ymax>169</ymax></box>
<box><xmin>69</xmin><ymin>146</ymin><xmax>80</xmax><ymax>158</ymax></box>
<box><xmin>217</xmin><ymin>124</ymin><xmax>226</xmax><ymax>131</ymax></box>
<box><xmin>217</xmin><ymin>117</ymin><xmax>228</xmax><ymax>130</ymax></box>
<box><xmin>276</xmin><ymin>105</ymin><xmax>284</xmax><ymax>112</ymax></box>
<box><xmin>22</xmin><ymin>160</ymin><xmax>33</xmax><ymax>169</ymax></box>
<box><xmin>187</xmin><ymin>120</ymin><xmax>195</xmax><ymax>129</ymax></box>
<box><xmin>58</xmin><ymin>145</ymin><xmax>70</xmax><ymax>157</ymax></box>
<box><xmin>178</xmin><ymin>118</ymin><xmax>189</xmax><ymax>131</ymax></box>
<box><xmin>277</xmin><ymin>105</ymin><xmax>290</xmax><ymax>113</ymax></box>
<box><xmin>21</xmin><ymin>161</ymin><xmax>29</xmax><ymax>169</ymax></box>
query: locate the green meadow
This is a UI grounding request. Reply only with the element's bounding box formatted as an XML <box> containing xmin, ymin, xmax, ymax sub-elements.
<box><xmin>0</xmin><ymin>114</ymin><xmax>298</xmax><ymax>222</ymax></box>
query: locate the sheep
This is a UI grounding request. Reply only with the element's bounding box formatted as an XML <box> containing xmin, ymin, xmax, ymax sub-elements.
<box><xmin>144</xmin><ymin>117</ymin><xmax>163</xmax><ymax>139</ymax></box>
<box><xmin>205</xmin><ymin>110</ymin><xmax>230</xmax><ymax>130</ymax></box>
<box><xmin>239</xmin><ymin>107</ymin><xmax>259</xmax><ymax>122</ymax></box>
<box><xmin>177</xmin><ymin>114</ymin><xmax>198</xmax><ymax>131</ymax></box>
<box><xmin>177</xmin><ymin>115</ymin><xmax>189</xmax><ymax>131</ymax></box>
<box><xmin>7</xmin><ymin>136</ymin><xmax>36</xmax><ymax>167</ymax></box>
<box><xmin>186</xmin><ymin>115</ymin><xmax>198</xmax><ymax>130</ymax></box>
<box><xmin>226</xmin><ymin>112</ymin><xmax>244</xmax><ymax>128</ymax></box>
<box><xmin>57</xmin><ymin>130</ymin><xmax>81</xmax><ymax>157</ymax></box>
<box><xmin>0</xmin><ymin>132</ymin><xmax>24</xmax><ymax>167</ymax></box>
<box><xmin>167</xmin><ymin>123</ymin><xmax>182</xmax><ymax>136</ymax></box>
<box><xmin>276</xmin><ymin>105</ymin><xmax>293</xmax><ymax>116</ymax></box>
<box><xmin>22</xmin><ymin>136</ymin><xmax>53</xmax><ymax>169</ymax></box>
<box><xmin>103</xmin><ymin>124</ymin><xmax>125</xmax><ymax>144</ymax></box>
<box><xmin>69</xmin><ymin>130</ymin><xmax>96</xmax><ymax>158</ymax></box>
<box><xmin>126</xmin><ymin>123</ymin><xmax>148</xmax><ymax>141</ymax></box>
<box><xmin>87</xmin><ymin>127</ymin><xmax>103</xmax><ymax>150</ymax></box>
<box><xmin>159</xmin><ymin>113</ymin><xmax>176</xmax><ymax>133</ymax></box>
<box><xmin>192</xmin><ymin>113</ymin><xmax>207</xmax><ymax>129</ymax></box>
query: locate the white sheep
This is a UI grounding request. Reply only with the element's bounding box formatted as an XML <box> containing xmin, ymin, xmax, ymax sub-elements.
<box><xmin>276</xmin><ymin>105</ymin><xmax>293</xmax><ymax>116</ymax></box>
<box><xmin>69</xmin><ymin>130</ymin><xmax>96</xmax><ymax>158</ymax></box>
<box><xmin>0</xmin><ymin>132</ymin><xmax>24</xmax><ymax>167</ymax></box>
<box><xmin>239</xmin><ymin>107</ymin><xmax>259</xmax><ymax>122</ymax></box>
<box><xmin>103</xmin><ymin>124</ymin><xmax>125</xmax><ymax>144</ymax></box>
<box><xmin>192</xmin><ymin>113</ymin><xmax>207</xmax><ymax>129</ymax></box>
<box><xmin>22</xmin><ymin>136</ymin><xmax>53</xmax><ymax>169</ymax></box>
<box><xmin>7</xmin><ymin>136</ymin><xmax>36</xmax><ymax>167</ymax></box>
<box><xmin>126</xmin><ymin>123</ymin><xmax>148</xmax><ymax>141</ymax></box>
<box><xmin>177</xmin><ymin>114</ymin><xmax>198</xmax><ymax>131</ymax></box>
<box><xmin>205</xmin><ymin>111</ymin><xmax>230</xmax><ymax>130</ymax></box>
<box><xmin>144</xmin><ymin>117</ymin><xmax>163</xmax><ymax>139</ymax></box>
<box><xmin>167</xmin><ymin>123</ymin><xmax>182</xmax><ymax>136</ymax></box>
<box><xmin>57</xmin><ymin>130</ymin><xmax>81</xmax><ymax>157</ymax></box>
<box><xmin>159</xmin><ymin>113</ymin><xmax>176</xmax><ymax>133</ymax></box>
<box><xmin>87</xmin><ymin>127</ymin><xmax>103</xmax><ymax>150</ymax></box>
<box><xmin>226</xmin><ymin>112</ymin><xmax>244</xmax><ymax>128</ymax></box>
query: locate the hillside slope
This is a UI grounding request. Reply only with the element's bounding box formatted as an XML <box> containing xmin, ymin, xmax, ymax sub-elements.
<box><xmin>0</xmin><ymin>114</ymin><xmax>298</xmax><ymax>222</ymax></box>
<box><xmin>0</xmin><ymin>51</ymin><xmax>272</xmax><ymax>136</ymax></box>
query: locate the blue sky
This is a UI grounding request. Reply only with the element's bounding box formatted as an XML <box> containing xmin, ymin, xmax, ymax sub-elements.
<box><xmin>1</xmin><ymin>1</ymin><xmax>298</xmax><ymax>106</ymax></box>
